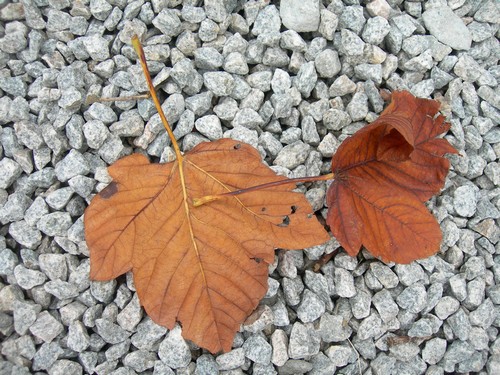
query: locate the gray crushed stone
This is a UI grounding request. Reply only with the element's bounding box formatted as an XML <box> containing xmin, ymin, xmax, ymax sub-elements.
<box><xmin>0</xmin><ymin>0</ymin><xmax>498</xmax><ymax>374</ymax></box>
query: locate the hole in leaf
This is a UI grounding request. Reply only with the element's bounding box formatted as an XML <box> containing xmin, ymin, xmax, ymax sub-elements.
<box><xmin>290</xmin><ymin>205</ymin><xmax>297</xmax><ymax>214</ymax></box>
<box><xmin>233</xmin><ymin>143</ymin><xmax>241</xmax><ymax>150</ymax></box>
<box><xmin>99</xmin><ymin>182</ymin><xmax>118</xmax><ymax>199</ymax></box>
<box><xmin>278</xmin><ymin>216</ymin><xmax>290</xmax><ymax>227</ymax></box>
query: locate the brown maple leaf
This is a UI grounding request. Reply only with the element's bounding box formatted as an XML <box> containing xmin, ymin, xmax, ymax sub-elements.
<box><xmin>326</xmin><ymin>91</ymin><xmax>458</xmax><ymax>264</ymax></box>
<box><xmin>84</xmin><ymin>37</ymin><xmax>329</xmax><ymax>354</ymax></box>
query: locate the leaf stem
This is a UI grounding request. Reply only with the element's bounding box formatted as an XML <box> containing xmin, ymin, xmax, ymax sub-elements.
<box><xmin>131</xmin><ymin>35</ymin><xmax>183</xmax><ymax>160</ymax></box>
<box><xmin>86</xmin><ymin>93</ymin><xmax>151</xmax><ymax>105</ymax></box>
<box><xmin>192</xmin><ymin>172</ymin><xmax>335</xmax><ymax>207</ymax></box>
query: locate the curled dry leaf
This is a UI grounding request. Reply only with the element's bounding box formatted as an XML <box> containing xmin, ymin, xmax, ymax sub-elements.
<box><xmin>85</xmin><ymin>37</ymin><xmax>329</xmax><ymax>354</ymax></box>
<box><xmin>326</xmin><ymin>91</ymin><xmax>458</xmax><ymax>264</ymax></box>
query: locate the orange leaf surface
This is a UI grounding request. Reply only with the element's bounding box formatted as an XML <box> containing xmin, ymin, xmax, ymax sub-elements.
<box><xmin>85</xmin><ymin>139</ymin><xmax>329</xmax><ymax>353</ymax></box>
<box><xmin>326</xmin><ymin>91</ymin><xmax>458</xmax><ymax>264</ymax></box>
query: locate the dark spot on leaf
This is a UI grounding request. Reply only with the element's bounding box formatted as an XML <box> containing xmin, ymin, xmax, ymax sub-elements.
<box><xmin>252</xmin><ymin>257</ymin><xmax>263</xmax><ymax>264</ymax></box>
<box><xmin>307</xmin><ymin>214</ymin><xmax>313</xmax><ymax>219</ymax></box>
<box><xmin>100</xmin><ymin>181</ymin><xmax>118</xmax><ymax>199</ymax></box>
<box><xmin>290</xmin><ymin>205</ymin><xmax>297</xmax><ymax>214</ymax></box>
<box><xmin>278</xmin><ymin>215</ymin><xmax>290</xmax><ymax>227</ymax></box>
<box><xmin>261</xmin><ymin>207</ymin><xmax>266</xmax><ymax>212</ymax></box>
<box><xmin>233</xmin><ymin>143</ymin><xmax>241</xmax><ymax>150</ymax></box>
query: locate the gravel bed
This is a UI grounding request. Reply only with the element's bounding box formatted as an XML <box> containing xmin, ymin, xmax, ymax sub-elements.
<box><xmin>0</xmin><ymin>0</ymin><xmax>499</xmax><ymax>374</ymax></box>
